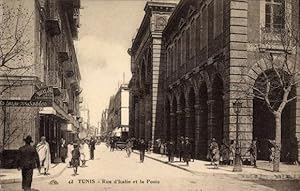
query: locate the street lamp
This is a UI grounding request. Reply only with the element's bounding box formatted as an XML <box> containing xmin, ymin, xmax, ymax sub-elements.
<box><xmin>233</xmin><ymin>99</ymin><xmax>243</xmax><ymax>172</ymax></box>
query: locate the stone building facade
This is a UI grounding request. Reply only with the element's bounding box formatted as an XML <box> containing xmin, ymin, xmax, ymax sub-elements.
<box><xmin>0</xmin><ymin>0</ymin><xmax>81</xmax><ymax>167</ymax></box>
<box><xmin>129</xmin><ymin>0</ymin><xmax>300</xmax><ymax>162</ymax></box>
<box><xmin>160</xmin><ymin>0</ymin><xmax>300</xmax><ymax>161</ymax></box>
<box><xmin>128</xmin><ymin>1</ymin><xmax>177</xmax><ymax>145</ymax></box>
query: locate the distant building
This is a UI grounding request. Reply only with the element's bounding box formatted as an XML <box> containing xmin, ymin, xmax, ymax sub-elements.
<box><xmin>79</xmin><ymin>101</ymin><xmax>90</xmax><ymax>139</ymax></box>
<box><xmin>100</xmin><ymin>109</ymin><xmax>109</xmax><ymax>136</ymax></box>
<box><xmin>107</xmin><ymin>84</ymin><xmax>129</xmax><ymax>140</ymax></box>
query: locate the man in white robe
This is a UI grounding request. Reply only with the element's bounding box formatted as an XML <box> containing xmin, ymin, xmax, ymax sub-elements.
<box><xmin>36</xmin><ymin>136</ymin><xmax>51</xmax><ymax>175</ymax></box>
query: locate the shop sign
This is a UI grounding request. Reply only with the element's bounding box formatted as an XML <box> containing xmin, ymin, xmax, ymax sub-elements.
<box><xmin>0</xmin><ymin>100</ymin><xmax>52</xmax><ymax>107</ymax></box>
<box><xmin>0</xmin><ymin>87</ymin><xmax>53</xmax><ymax>107</ymax></box>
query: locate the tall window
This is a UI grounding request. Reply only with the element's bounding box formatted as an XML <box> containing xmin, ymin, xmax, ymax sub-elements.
<box><xmin>176</xmin><ymin>38</ymin><xmax>181</xmax><ymax>68</ymax></box>
<box><xmin>200</xmin><ymin>7</ymin><xmax>208</xmax><ymax>50</ymax></box>
<box><xmin>191</xmin><ymin>19</ymin><xmax>196</xmax><ymax>58</ymax></box>
<box><xmin>181</xmin><ymin>31</ymin><xmax>186</xmax><ymax>65</ymax></box>
<box><xmin>166</xmin><ymin>48</ymin><xmax>170</xmax><ymax>77</ymax></box>
<box><xmin>214</xmin><ymin>0</ymin><xmax>223</xmax><ymax>38</ymax></box>
<box><xmin>187</xmin><ymin>27</ymin><xmax>191</xmax><ymax>59</ymax></box>
<box><xmin>265</xmin><ymin>0</ymin><xmax>285</xmax><ymax>31</ymax></box>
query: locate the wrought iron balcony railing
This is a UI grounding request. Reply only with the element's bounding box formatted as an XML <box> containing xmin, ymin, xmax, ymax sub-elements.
<box><xmin>47</xmin><ymin>71</ymin><xmax>62</xmax><ymax>95</ymax></box>
<box><xmin>61</xmin><ymin>89</ymin><xmax>70</xmax><ymax>103</ymax></box>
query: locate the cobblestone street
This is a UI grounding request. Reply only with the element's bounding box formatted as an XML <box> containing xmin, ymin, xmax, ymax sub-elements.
<box><xmin>2</xmin><ymin>144</ymin><xmax>300</xmax><ymax>191</ymax></box>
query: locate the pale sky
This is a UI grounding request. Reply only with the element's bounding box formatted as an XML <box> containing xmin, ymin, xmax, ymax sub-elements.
<box><xmin>74</xmin><ymin>0</ymin><xmax>147</xmax><ymax>126</ymax></box>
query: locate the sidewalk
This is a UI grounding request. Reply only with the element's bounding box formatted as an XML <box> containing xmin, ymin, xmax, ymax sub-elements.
<box><xmin>0</xmin><ymin>162</ymin><xmax>67</xmax><ymax>184</ymax></box>
<box><xmin>136</xmin><ymin>151</ymin><xmax>300</xmax><ymax>180</ymax></box>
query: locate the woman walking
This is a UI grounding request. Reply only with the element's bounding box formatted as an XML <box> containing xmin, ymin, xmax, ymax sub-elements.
<box><xmin>71</xmin><ymin>143</ymin><xmax>80</xmax><ymax>175</ymax></box>
<box><xmin>208</xmin><ymin>138</ymin><xmax>220</xmax><ymax>168</ymax></box>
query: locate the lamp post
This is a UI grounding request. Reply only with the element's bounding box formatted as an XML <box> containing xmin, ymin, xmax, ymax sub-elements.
<box><xmin>233</xmin><ymin>99</ymin><xmax>243</xmax><ymax>172</ymax></box>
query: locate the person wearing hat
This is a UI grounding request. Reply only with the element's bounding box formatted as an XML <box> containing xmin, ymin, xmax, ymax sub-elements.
<box><xmin>248</xmin><ymin>138</ymin><xmax>258</xmax><ymax>168</ymax></box>
<box><xmin>183</xmin><ymin>137</ymin><xmax>192</xmax><ymax>166</ymax></box>
<box><xmin>178</xmin><ymin>136</ymin><xmax>185</xmax><ymax>162</ymax></box>
<box><xmin>139</xmin><ymin>138</ymin><xmax>147</xmax><ymax>163</ymax></box>
<box><xmin>16</xmin><ymin>135</ymin><xmax>41</xmax><ymax>191</ymax></box>
<box><xmin>71</xmin><ymin>143</ymin><xmax>80</xmax><ymax>175</ymax></box>
<box><xmin>208</xmin><ymin>138</ymin><xmax>220</xmax><ymax>168</ymax></box>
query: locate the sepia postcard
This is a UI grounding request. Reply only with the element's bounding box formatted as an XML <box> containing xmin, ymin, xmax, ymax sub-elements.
<box><xmin>0</xmin><ymin>0</ymin><xmax>300</xmax><ymax>190</ymax></box>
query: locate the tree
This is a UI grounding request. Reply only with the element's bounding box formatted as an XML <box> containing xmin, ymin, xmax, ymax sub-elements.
<box><xmin>0</xmin><ymin>0</ymin><xmax>34</xmax><ymax>95</ymax></box>
<box><xmin>236</xmin><ymin>1</ymin><xmax>299</xmax><ymax>172</ymax></box>
<box><xmin>0</xmin><ymin>0</ymin><xmax>34</xmax><ymax>159</ymax></box>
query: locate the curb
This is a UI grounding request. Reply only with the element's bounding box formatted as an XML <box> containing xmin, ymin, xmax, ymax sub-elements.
<box><xmin>0</xmin><ymin>164</ymin><xmax>68</xmax><ymax>184</ymax></box>
<box><xmin>133</xmin><ymin>151</ymin><xmax>300</xmax><ymax>180</ymax></box>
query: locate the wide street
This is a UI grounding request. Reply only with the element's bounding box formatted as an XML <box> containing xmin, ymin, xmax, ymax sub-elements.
<box><xmin>2</xmin><ymin>144</ymin><xmax>300</xmax><ymax>191</ymax></box>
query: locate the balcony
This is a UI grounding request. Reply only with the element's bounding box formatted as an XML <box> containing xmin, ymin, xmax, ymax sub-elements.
<box><xmin>65</xmin><ymin>62</ymin><xmax>74</xmax><ymax>78</ymax></box>
<box><xmin>47</xmin><ymin>71</ymin><xmax>62</xmax><ymax>96</ymax></box>
<box><xmin>68</xmin><ymin>100</ymin><xmax>75</xmax><ymax>114</ymax></box>
<box><xmin>61</xmin><ymin>0</ymin><xmax>80</xmax><ymax>8</ymax></box>
<box><xmin>61</xmin><ymin>89</ymin><xmax>70</xmax><ymax>104</ymax></box>
<box><xmin>46</xmin><ymin>18</ymin><xmax>61</xmax><ymax>36</ymax></box>
<box><xmin>59</xmin><ymin>52</ymin><xmax>69</xmax><ymax>62</ymax></box>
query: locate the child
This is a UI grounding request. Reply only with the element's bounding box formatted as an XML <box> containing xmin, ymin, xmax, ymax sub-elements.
<box><xmin>71</xmin><ymin>143</ymin><xmax>80</xmax><ymax>175</ymax></box>
<box><xmin>269</xmin><ymin>146</ymin><xmax>275</xmax><ymax>163</ymax></box>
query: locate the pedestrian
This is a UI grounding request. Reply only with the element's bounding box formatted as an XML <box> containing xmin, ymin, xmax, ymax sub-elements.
<box><xmin>36</xmin><ymin>136</ymin><xmax>51</xmax><ymax>175</ymax></box>
<box><xmin>229</xmin><ymin>140</ymin><xmax>235</xmax><ymax>166</ymax></box>
<box><xmin>208</xmin><ymin>138</ymin><xmax>220</xmax><ymax>168</ymax></box>
<box><xmin>219</xmin><ymin>139</ymin><xmax>229</xmax><ymax>165</ymax></box>
<box><xmin>126</xmin><ymin>138</ymin><xmax>133</xmax><ymax>157</ymax></box>
<box><xmin>190</xmin><ymin>138</ymin><xmax>195</xmax><ymax>162</ymax></box>
<box><xmin>183</xmin><ymin>137</ymin><xmax>192</xmax><ymax>166</ymax></box>
<box><xmin>60</xmin><ymin>137</ymin><xmax>67</xmax><ymax>163</ymax></box>
<box><xmin>79</xmin><ymin>140</ymin><xmax>85</xmax><ymax>166</ymax></box>
<box><xmin>139</xmin><ymin>138</ymin><xmax>147</xmax><ymax>163</ymax></box>
<box><xmin>89</xmin><ymin>137</ymin><xmax>96</xmax><ymax>160</ymax></box>
<box><xmin>248</xmin><ymin>138</ymin><xmax>258</xmax><ymax>168</ymax></box>
<box><xmin>178</xmin><ymin>137</ymin><xmax>185</xmax><ymax>162</ymax></box>
<box><xmin>160</xmin><ymin>141</ymin><xmax>165</xmax><ymax>157</ymax></box>
<box><xmin>67</xmin><ymin>142</ymin><xmax>73</xmax><ymax>167</ymax></box>
<box><xmin>16</xmin><ymin>135</ymin><xmax>41</xmax><ymax>191</ymax></box>
<box><xmin>167</xmin><ymin>141</ymin><xmax>175</xmax><ymax>162</ymax></box>
<box><xmin>71</xmin><ymin>143</ymin><xmax>80</xmax><ymax>175</ymax></box>
<box><xmin>110</xmin><ymin>138</ymin><xmax>115</xmax><ymax>152</ymax></box>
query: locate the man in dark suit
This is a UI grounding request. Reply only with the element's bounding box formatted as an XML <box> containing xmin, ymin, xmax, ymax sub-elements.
<box><xmin>139</xmin><ymin>138</ymin><xmax>147</xmax><ymax>163</ymax></box>
<box><xmin>16</xmin><ymin>135</ymin><xmax>41</xmax><ymax>191</ymax></box>
<box><xmin>89</xmin><ymin>137</ymin><xmax>96</xmax><ymax>160</ymax></box>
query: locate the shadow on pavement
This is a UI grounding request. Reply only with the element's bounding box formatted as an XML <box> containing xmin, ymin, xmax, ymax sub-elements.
<box><xmin>250</xmin><ymin>180</ymin><xmax>300</xmax><ymax>191</ymax></box>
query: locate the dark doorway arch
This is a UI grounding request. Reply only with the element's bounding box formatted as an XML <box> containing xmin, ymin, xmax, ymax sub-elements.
<box><xmin>179</xmin><ymin>91</ymin><xmax>186</xmax><ymax>139</ymax></box>
<box><xmin>199</xmin><ymin>82</ymin><xmax>208</xmax><ymax>159</ymax></box>
<box><xmin>253</xmin><ymin>70</ymin><xmax>296</xmax><ymax>162</ymax></box>
<box><xmin>171</xmin><ymin>96</ymin><xmax>178</xmax><ymax>144</ymax></box>
<box><xmin>187</xmin><ymin>87</ymin><xmax>196</xmax><ymax>157</ymax></box>
<box><xmin>211</xmin><ymin>75</ymin><xmax>224</xmax><ymax>144</ymax></box>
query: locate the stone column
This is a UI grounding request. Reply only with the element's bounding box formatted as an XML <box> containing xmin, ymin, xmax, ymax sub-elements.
<box><xmin>207</xmin><ymin>99</ymin><xmax>216</xmax><ymax>143</ymax></box>
<box><xmin>185</xmin><ymin>107</ymin><xmax>191</xmax><ymax>139</ymax></box>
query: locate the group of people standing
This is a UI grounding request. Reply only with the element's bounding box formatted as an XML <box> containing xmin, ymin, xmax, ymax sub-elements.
<box><xmin>207</xmin><ymin>138</ymin><xmax>260</xmax><ymax>169</ymax></box>
<box><xmin>16</xmin><ymin>135</ymin><xmax>97</xmax><ymax>191</ymax></box>
<box><xmin>69</xmin><ymin>137</ymin><xmax>97</xmax><ymax>175</ymax></box>
<box><xmin>157</xmin><ymin>137</ymin><xmax>193</xmax><ymax>166</ymax></box>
